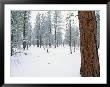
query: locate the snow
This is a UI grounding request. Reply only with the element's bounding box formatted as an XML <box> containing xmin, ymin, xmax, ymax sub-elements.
<box><xmin>11</xmin><ymin>45</ymin><xmax>81</xmax><ymax>77</ymax></box>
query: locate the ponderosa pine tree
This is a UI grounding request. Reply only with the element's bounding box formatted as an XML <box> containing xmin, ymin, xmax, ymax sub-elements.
<box><xmin>78</xmin><ymin>11</ymin><xmax>100</xmax><ymax>77</ymax></box>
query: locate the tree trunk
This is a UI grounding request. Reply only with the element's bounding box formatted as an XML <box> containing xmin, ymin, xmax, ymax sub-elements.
<box><xmin>11</xmin><ymin>33</ymin><xmax>13</xmax><ymax>56</ymax></box>
<box><xmin>54</xmin><ymin>12</ymin><xmax>57</xmax><ymax>48</ymax></box>
<box><xmin>55</xmin><ymin>26</ymin><xmax>56</xmax><ymax>48</ymax></box>
<box><xmin>49</xmin><ymin>37</ymin><xmax>51</xmax><ymax>47</ymax></box>
<box><xmin>63</xmin><ymin>42</ymin><xmax>64</xmax><ymax>47</ymax></box>
<box><xmin>49</xmin><ymin>41</ymin><xmax>51</xmax><ymax>47</ymax></box>
<box><xmin>57</xmin><ymin>40</ymin><xmax>58</xmax><ymax>47</ymax></box>
<box><xmin>26</xmin><ymin>42</ymin><xmax>28</xmax><ymax>50</ymax></box>
<box><xmin>37</xmin><ymin>36</ymin><xmax>39</xmax><ymax>47</ymax></box>
<box><xmin>78</xmin><ymin>11</ymin><xmax>100</xmax><ymax>77</ymax></box>
<box><xmin>23</xmin><ymin>41</ymin><xmax>26</xmax><ymax>50</ymax></box>
<box><xmin>69</xmin><ymin>20</ymin><xmax>72</xmax><ymax>54</ymax></box>
<box><xmin>23</xmin><ymin>11</ymin><xmax>26</xmax><ymax>50</ymax></box>
<box><xmin>49</xmin><ymin>11</ymin><xmax>52</xmax><ymax>48</ymax></box>
<box><xmin>74</xmin><ymin>40</ymin><xmax>75</xmax><ymax>52</ymax></box>
<box><xmin>40</xmin><ymin>35</ymin><xmax>42</xmax><ymax>48</ymax></box>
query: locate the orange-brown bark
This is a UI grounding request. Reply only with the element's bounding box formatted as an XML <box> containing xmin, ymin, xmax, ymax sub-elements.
<box><xmin>78</xmin><ymin>11</ymin><xmax>100</xmax><ymax>77</ymax></box>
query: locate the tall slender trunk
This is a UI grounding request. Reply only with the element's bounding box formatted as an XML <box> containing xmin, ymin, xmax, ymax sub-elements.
<box><xmin>78</xmin><ymin>11</ymin><xmax>100</xmax><ymax>77</ymax></box>
<box><xmin>74</xmin><ymin>40</ymin><xmax>75</xmax><ymax>52</ymax></box>
<box><xmin>37</xmin><ymin>35</ymin><xmax>39</xmax><ymax>47</ymax></box>
<box><xmin>23</xmin><ymin>11</ymin><xmax>26</xmax><ymax>50</ymax></box>
<box><xmin>49</xmin><ymin>38</ymin><xmax>51</xmax><ymax>47</ymax></box>
<box><xmin>54</xmin><ymin>11</ymin><xmax>57</xmax><ymax>48</ymax></box>
<box><xmin>57</xmin><ymin>40</ymin><xmax>58</xmax><ymax>47</ymax></box>
<box><xmin>49</xmin><ymin>27</ymin><xmax>51</xmax><ymax>47</ymax></box>
<box><xmin>55</xmin><ymin>24</ymin><xmax>57</xmax><ymax>48</ymax></box>
<box><xmin>49</xmin><ymin>11</ymin><xmax>51</xmax><ymax>47</ymax></box>
<box><xmin>11</xmin><ymin>33</ymin><xmax>13</xmax><ymax>56</ymax></box>
<box><xmin>40</xmin><ymin>35</ymin><xmax>42</xmax><ymax>48</ymax></box>
<box><xmin>27</xmin><ymin>42</ymin><xmax>28</xmax><ymax>50</ymax></box>
<box><xmin>69</xmin><ymin>20</ymin><xmax>72</xmax><ymax>54</ymax></box>
<box><xmin>63</xmin><ymin>42</ymin><xmax>64</xmax><ymax>47</ymax></box>
<box><xmin>37</xmin><ymin>14</ymin><xmax>41</xmax><ymax>48</ymax></box>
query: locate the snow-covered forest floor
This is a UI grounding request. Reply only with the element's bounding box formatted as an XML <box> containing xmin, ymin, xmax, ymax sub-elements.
<box><xmin>11</xmin><ymin>45</ymin><xmax>81</xmax><ymax>77</ymax></box>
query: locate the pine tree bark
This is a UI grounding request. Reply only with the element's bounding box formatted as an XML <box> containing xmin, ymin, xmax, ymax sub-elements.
<box><xmin>78</xmin><ymin>11</ymin><xmax>100</xmax><ymax>77</ymax></box>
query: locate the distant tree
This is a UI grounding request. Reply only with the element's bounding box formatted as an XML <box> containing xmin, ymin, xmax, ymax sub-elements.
<box><xmin>23</xmin><ymin>11</ymin><xmax>31</xmax><ymax>50</ymax></box>
<box><xmin>34</xmin><ymin>12</ymin><xmax>41</xmax><ymax>47</ymax></box>
<box><xmin>53</xmin><ymin>11</ymin><xmax>63</xmax><ymax>48</ymax></box>
<box><xmin>11</xmin><ymin>10</ymin><xmax>32</xmax><ymax>56</ymax></box>
<box><xmin>65</xmin><ymin>25</ymin><xmax>79</xmax><ymax>53</ymax></box>
<box><xmin>65</xmin><ymin>12</ymin><xmax>79</xmax><ymax>53</ymax></box>
<box><xmin>11</xmin><ymin>11</ymin><xmax>25</xmax><ymax>55</ymax></box>
<box><xmin>47</xmin><ymin>11</ymin><xmax>52</xmax><ymax>47</ymax></box>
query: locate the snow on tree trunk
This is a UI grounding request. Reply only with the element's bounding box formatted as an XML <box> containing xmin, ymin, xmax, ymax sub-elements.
<box><xmin>78</xmin><ymin>11</ymin><xmax>100</xmax><ymax>77</ymax></box>
<box><xmin>23</xmin><ymin>11</ymin><xmax>26</xmax><ymax>50</ymax></box>
<box><xmin>55</xmin><ymin>20</ymin><xmax>57</xmax><ymax>48</ymax></box>
<box><xmin>48</xmin><ymin>11</ymin><xmax>52</xmax><ymax>48</ymax></box>
<box><xmin>69</xmin><ymin>20</ymin><xmax>72</xmax><ymax>54</ymax></box>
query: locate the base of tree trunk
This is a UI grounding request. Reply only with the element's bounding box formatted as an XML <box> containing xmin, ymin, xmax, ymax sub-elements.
<box><xmin>47</xmin><ymin>49</ymin><xmax>48</xmax><ymax>53</ymax></box>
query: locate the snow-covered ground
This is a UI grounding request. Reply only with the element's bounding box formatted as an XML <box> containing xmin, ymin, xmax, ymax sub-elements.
<box><xmin>11</xmin><ymin>45</ymin><xmax>81</xmax><ymax>77</ymax></box>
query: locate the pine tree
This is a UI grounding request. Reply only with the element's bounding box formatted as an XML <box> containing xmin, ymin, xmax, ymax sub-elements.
<box><xmin>69</xmin><ymin>20</ymin><xmax>72</xmax><ymax>54</ymax></box>
<box><xmin>11</xmin><ymin>11</ymin><xmax>25</xmax><ymax>55</ymax></box>
<box><xmin>78</xmin><ymin>11</ymin><xmax>100</xmax><ymax>77</ymax></box>
<box><xmin>53</xmin><ymin>11</ymin><xmax>63</xmax><ymax>48</ymax></box>
<box><xmin>23</xmin><ymin>11</ymin><xmax>31</xmax><ymax>50</ymax></box>
<box><xmin>11</xmin><ymin>10</ymin><xmax>31</xmax><ymax>55</ymax></box>
<box><xmin>47</xmin><ymin>11</ymin><xmax>52</xmax><ymax>47</ymax></box>
<box><xmin>34</xmin><ymin>12</ymin><xmax>41</xmax><ymax>47</ymax></box>
<box><xmin>65</xmin><ymin>11</ymin><xmax>79</xmax><ymax>54</ymax></box>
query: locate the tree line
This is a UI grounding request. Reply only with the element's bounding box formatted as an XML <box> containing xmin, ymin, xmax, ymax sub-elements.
<box><xmin>11</xmin><ymin>10</ymin><xmax>81</xmax><ymax>55</ymax></box>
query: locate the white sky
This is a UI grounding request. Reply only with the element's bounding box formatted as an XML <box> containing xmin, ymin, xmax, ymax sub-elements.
<box><xmin>30</xmin><ymin>11</ymin><xmax>79</xmax><ymax>40</ymax></box>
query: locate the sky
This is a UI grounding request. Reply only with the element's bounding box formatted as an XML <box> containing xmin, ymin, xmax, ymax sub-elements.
<box><xmin>30</xmin><ymin>11</ymin><xmax>79</xmax><ymax>40</ymax></box>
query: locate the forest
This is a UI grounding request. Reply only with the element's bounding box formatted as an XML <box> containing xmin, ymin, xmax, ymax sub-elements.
<box><xmin>11</xmin><ymin>10</ymin><xmax>100</xmax><ymax>77</ymax></box>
